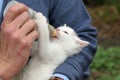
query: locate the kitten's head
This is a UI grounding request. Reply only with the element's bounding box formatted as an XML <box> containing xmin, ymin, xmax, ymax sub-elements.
<box><xmin>52</xmin><ymin>24</ymin><xmax>89</xmax><ymax>55</ymax></box>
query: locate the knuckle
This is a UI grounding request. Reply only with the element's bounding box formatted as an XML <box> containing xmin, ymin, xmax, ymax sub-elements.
<box><xmin>19</xmin><ymin>3</ymin><xmax>28</xmax><ymax>8</ymax></box>
<box><xmin>30</xmin><ymin>20</ymin><xmax>37</xmax><ymax>28</ymax></box>
<box><xmin>9</xmin><ymin>6</ymin><xmax>17</xmax><ymax>13</ymax></box>
<box><xmin>30</xmin><ymin>19</ymin><xmax>36</xmax><ymax>25</ymax></box>
<box><xmin>8</xmin><ymin>3</ymin><xmax>28</xmax><ymax>14</ymax></box>
<box><xmin>11</xmin><ymin>34</ymin><xmax>31</xmax><ymax>47</ymax></box>
<box><xmin>23</xmin><ymin>11</ymin><xmax>30</xmax><ymax>18</ymax></box>
<box><xmin>34</xmin><ymin>30</ymin><xmax>39</xmax><ymax>36</ymax></box>
<box><xmin>2</xmin><ymin>24</ymin><xmax>15</xmax><ymax>36</ymax></box>
<box><xmin>19</xmin><ymin>3</ymin><xmax>25</xmax><ymax>6</ymax></box>
<box><xmin>21</xmin><ymin>39</ymin><xmax>31</xmax><ymax>47</ymax></box>
<box><xmin>26</xmin><ymin>20</ymin><xmax>36</xmax><ymax>29</ymax></box>
<box><xmin>11</xmin><ymin>32</ymin><xmax>20</xmax><ymax>41</ymax></box>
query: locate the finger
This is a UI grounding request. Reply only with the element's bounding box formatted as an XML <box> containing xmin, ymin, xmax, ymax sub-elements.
<box><xmin>25</xmin><ymin>30</ymin><xmax>39</xmax><ymax>44</ymax></box>
<box><xmin>19</xmin><ymin>20</ymin><xmax>37</xmax><ymax>36</ymax></box>
<box><xmin>11</xmin><ymin>11</ymin><xmax>30</xmax><ymax>29</ymax></box>
<box><xmin>4</xmin><ymin>3</ymin><xmax>28</xmax><ymax>24</ymax></box>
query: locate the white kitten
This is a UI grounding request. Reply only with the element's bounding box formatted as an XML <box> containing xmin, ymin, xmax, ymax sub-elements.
<box><xmin>14</xmin><ymin>11</ymin><xmax>89</xmax><ymax>80</ymax></box>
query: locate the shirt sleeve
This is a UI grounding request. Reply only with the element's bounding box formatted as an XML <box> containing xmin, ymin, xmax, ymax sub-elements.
<box><xmin>0</xmin><ymin>0</ymin><xmax>3</xmax><ymax>25</ymax></box>
<box><xmin>49</xmin><ymin>0</ymin><xmax>97</xmax><ymax>80</ymax></box>
<box><xmin>0</xmin><ymin>0</ymin><xmax>3</xmax><ymax>13</ymax></box>
<box><xmin>53</xmin><ymin>73</ymin><xmax>69</xmax><ymax>80</ymax></box>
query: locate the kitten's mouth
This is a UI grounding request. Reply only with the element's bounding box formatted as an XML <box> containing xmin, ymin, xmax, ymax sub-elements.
<box><xmin>51</xmin><ymin>29</ymin><xmax>58</xmax><ymax>39</ymax></box>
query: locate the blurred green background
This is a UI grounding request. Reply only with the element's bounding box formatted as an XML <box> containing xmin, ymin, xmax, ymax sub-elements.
<box><xmin>83</xmin><ymin>0</ymin><xmax>120</xmax><ymax>80</ymax></box>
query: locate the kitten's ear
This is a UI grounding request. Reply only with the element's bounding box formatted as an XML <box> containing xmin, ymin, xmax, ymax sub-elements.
<box><xmin>75</xmin><ymin>37</ymin><xmax>89</xmax><ymax>48</ymax></box>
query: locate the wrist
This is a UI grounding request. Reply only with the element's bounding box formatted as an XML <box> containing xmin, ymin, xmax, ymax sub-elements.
<box><xmin>0</xmin><ymin>62</ymin><xmax>12</xmax><ymax>80</ymax></box>
<box><xmin>0</xmin><ymin>66</ymin><xmax>10</xmax><ymax>80</ymax></box>
<box><xmin>0</xmin><ymin>66</ymin><xmax>9</xmax><ymax>80</ymax></box>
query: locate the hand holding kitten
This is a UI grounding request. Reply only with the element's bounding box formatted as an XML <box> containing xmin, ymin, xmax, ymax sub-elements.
<box><xmin>0</xmin><ymin>2</ymin><xmax>39</xmax><ymax>80</ymax></box>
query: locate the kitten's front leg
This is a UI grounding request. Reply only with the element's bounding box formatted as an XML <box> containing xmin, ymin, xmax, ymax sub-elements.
<box><xmin>33</xmin><ymin>13</ymin><xmax>50</xmax><ymax>55</ymax></box>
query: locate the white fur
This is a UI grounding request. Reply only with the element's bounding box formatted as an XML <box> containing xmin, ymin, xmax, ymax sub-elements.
<box><xmin>15</xmin><ymin>11</ymin><xmax>89</xmax><ymax>80</ymax></box>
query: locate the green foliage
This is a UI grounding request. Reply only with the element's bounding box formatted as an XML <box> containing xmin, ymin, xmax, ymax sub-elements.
<box><xmin>84</xmin><ymin>0</ymin><xmax>120</xmax><ymax>10</ymax></box>
<box><xmin>90</xmin><ymin>46</ymin><xmax>120</xmax><ymax>80</ymax></box>
<box><xmin>105</xmin><ymin>0</ymin><xmax>120</xmax><ymax>13</ymax></box>
<box><xmin>90</xmin><ymin>5</ymin><xmax>120</xmax><ymax>24</ymax></box>
<box><xmin>87</xmin><ymin>1</ymin><xmax>120</xmax><ymax>79</ymax></box>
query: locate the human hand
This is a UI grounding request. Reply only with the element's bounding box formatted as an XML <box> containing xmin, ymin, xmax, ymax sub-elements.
<box><xmin>0</xmin><ymin>3</ymin><xmax>39</xmax><ymax>80</ymax></box>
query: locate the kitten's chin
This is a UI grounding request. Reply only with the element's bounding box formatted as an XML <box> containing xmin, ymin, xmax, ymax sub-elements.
<box><xmin>52</xmin><ymin>36</ymin><xmax>58</xmax><ymax>39</ymax></box>
<box><xmin>51</xmin><ymin>36</ymin><xmax>58</xmax><ymax>41</ymax></box>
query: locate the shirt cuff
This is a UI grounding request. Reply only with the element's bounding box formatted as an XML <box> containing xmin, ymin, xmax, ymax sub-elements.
<box><xmin>52</xmin><ymin>73</ymin><xmax>69</xmax><ymax>80</ymax></box>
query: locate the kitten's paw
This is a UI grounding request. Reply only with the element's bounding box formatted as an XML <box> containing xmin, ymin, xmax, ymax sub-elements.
<box><xmin>35</xmin><ymin>12</ymin><xmax>47</xmax><ymax>22</ymax></box>
<box><xmin>34</xmin><ymin>12</ymin><xmax>49</xmax><ymax>33</ymax></box>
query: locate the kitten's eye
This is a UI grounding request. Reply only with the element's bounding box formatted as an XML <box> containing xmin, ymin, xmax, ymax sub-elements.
<box><xmin>63</xmin><ymin>31</ymin><xmax>68</xmax><ymax>34</ymax></box>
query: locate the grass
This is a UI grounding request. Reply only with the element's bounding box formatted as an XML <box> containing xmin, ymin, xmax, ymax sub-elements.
<box><xmin>89</xmin><ymin>46</ymin><xmax>120</xmax><ymax>80</ymax></box>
